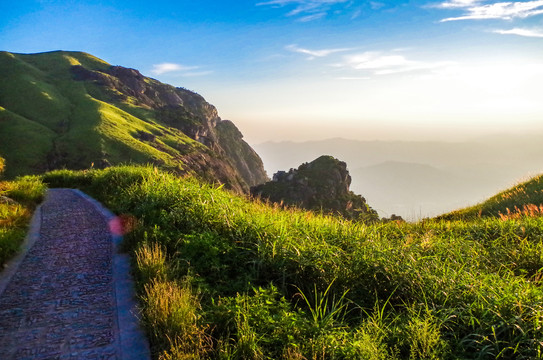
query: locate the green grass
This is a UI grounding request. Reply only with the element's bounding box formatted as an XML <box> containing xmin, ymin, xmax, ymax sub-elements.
<box><xmin>0</xmin><ymin>107</ymin><xmax>56</xmax><ymax>177</ymax></box>
<box><xmin>440</xmin><ymin>174</ymin><xmax>543</xmax><ymax>220</ymax></box>
<box><xmin>0</xmin><ymin>50</ymin><xmax>265</xmax><ymax>193</ymax></box>
<box><xmin>0</xmin><ymin>51</ymin><xmax>212</xmax><ymax>179</ymax></box>
<box><xmin>42</xmin><ymin>165</ymin><xmax>543</xmax><ymax>359</ymax></box>
<box><xmin>0</xmin><ymin>176</ymin><xmax>46</xmax><ymax>266</ymax></box>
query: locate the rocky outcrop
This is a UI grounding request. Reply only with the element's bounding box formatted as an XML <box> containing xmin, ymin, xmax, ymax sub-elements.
<box><xmin>251</xmin><ymin>156</ymin><xmax>378</xmax><ymax>222</ymax></box>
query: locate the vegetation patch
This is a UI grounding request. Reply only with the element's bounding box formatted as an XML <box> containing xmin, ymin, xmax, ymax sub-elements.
<box><xmin>42</xmin><ymin>165</ymin><xmax>543</xmax><ymax>359</ymax></box>
<box><xmin>0</xmin><ymin>176</ymin><xmax>46</xmax><ymax>266</ymax></box>
<box><xmin>440</xmin><ymin>174</ymin><xmax>543</xmax><ymax>220</ymax></box>
<box><xmin>0</xmin><ymin>51</ymin><xmax>268</xmax><ymax>193</ymax></box>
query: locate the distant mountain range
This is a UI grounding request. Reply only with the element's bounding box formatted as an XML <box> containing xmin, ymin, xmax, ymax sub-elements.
<box><xmin>255</xmin><ymin>137</ymin><xmax>543</xmax><ymax>219</ymax></box>
<box><xmin>0</xmin><ymin>51</ymin><xmax>267</xmax><ymax>192</ymax></box>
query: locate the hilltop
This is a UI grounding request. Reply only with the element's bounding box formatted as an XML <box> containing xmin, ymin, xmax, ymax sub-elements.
<box><xmin>0</xmin><ymin>50</ymin><xmax>267</xmax><ymax>192</ymax></box>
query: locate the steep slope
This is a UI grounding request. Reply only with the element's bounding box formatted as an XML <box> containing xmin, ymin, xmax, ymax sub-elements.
<box><xmin>251</xmin><ymin>155</ymin><xmax>379</xmax><ymax>222</ymax></box>
<box><xmin>0</xmin><ymin>50</ymin><xmax>267</xmax><ymax>192</ymax></box>
<box><xmin>439</xmin><ymin>174</ymin><xmax>543</xmax><ymax>220</ymax></box>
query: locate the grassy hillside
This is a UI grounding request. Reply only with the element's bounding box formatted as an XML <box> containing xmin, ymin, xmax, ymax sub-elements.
<box><xmin>439</xmin><ymin>174</ymin><xmax>543</xmax><ymax>220</ymax></box>
<box><xmin>0</xmin><ymin>51</ymin><xmax>267</xmax><ymax>192</ymax></box>
<box><xmin>42</xmin><ymin>166</ymin><xmax>543</xmax><ymax>359</ymax></box>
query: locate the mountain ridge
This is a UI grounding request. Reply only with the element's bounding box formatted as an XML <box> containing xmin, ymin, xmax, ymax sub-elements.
<box><xmin>0</xmin><ymin>50</ymin><xmax>268</xmax><ymax>192</ymax></box>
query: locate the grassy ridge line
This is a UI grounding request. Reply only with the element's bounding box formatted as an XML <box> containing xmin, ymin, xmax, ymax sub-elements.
<box><xmin>440</xmin><ymin>174</ymin><xmax>543</xmax><ymax>220</ymax></box>
<box><xmin>42</xmin><ymin>166</ymin><xmax>543</xmax><ymax>359</ymax></box>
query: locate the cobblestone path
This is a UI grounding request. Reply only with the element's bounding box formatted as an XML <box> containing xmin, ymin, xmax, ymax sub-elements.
<box><xmin>0</xmin><ymin>189</ymin><xmax>150</xmax><ymax>359</ymax></box>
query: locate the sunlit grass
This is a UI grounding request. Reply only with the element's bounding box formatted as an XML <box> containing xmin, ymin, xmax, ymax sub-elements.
<box><xmin>0</xmin><ymin>176</ymin><xmax>46</xmax><ymax>266</ymax></box>
<box><xmin>42</xmin><ymin>165</ymin><xmax>543</xmax><ymax>359</ymax></box>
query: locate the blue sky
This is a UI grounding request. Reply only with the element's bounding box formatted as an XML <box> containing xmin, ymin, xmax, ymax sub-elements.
<box><xmin>2</xmin><ymin>0</ymin><xmax>543</xmax><ymax>143</ymax></box>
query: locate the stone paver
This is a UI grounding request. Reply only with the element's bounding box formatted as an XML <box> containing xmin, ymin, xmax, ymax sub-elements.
<box><xmin>0</xmin><ymin>189</ymin><xmax>150</xmax><ymax>360</ymax></box>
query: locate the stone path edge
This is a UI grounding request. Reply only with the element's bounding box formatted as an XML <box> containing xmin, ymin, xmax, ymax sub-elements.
<box><xmin>71</xmin><ymin>189</ymin><xmax>151</xmax><ymax>360</ymax></box>
<box><xmin>0</xmin><ymin>189</ymin><xmax>151</xmax><ymax>360</ymax></box>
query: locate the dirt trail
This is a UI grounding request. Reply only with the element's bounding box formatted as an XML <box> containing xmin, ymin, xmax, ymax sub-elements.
<box><xmin>0</xmin><ymin>189</ymin><xmax>150</xmax><ymax>359</ymax></box>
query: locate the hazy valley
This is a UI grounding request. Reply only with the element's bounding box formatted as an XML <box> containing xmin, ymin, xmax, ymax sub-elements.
<box><xmin>255</xmin><ymin>136</ymin><xmax>543</xmax><ymax>219</ymax></box>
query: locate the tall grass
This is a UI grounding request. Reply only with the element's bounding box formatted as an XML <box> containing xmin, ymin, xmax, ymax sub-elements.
<box><xmin>0</xmin><ymin>176</ymin><xmax>46</xmax><ymax>266</ymax></box>
<box><xmin>440</xmin><ymin>174</ymin><xmax>543</xmax><ymax>220</ymax></box>
<box><xmin>42</xmin><ymin>165</ymin><xmax>543</xmax><ymax>359</ymax></box>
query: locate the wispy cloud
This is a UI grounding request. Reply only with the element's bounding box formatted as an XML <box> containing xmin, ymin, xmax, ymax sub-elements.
<box><xmin>286</xmin><ymin>44</ymin><xmax>352</xmax><ymax>59</ymax></box>
<box><xmin>438</xmin><ymin>0</ymin><xmax>482</xmax><ymax>9</ymax></box>
<box><xmin>256</xmin><ymin>0</ymin><xmax>351</xmax><ymax>21</ymax></box>
<box><xmin>494</xmin><ymin>27</ymin><xmax>543</xmax><ymax>37</ymax></box>
<box><xmin>351</xmin><ymin>8</ymin><xmax>362</xmax><ymax>19</ymax></box>
<box><xmin>151</xmin><ymin>63</ymin><xmax>199</xmax><ymax>75</ymax></box>
<box><xmin>151</xmin><ymin>63</ymin><xmax>211</xmax><ymax>77</ymax></box>
<box><xmin>336</xmin><ymin>51</ymin><xmax>455</xmax><ymax>76</ymax></box>
<box><xmin>438</xmin><ymin>0</ymin><xmax>543</xmax><ymax>22</ymax></box>
<box><xmin>299</xmin><ymin>12</ymin><xmax>327</xmax><ymax>21</ymax></box>
<box><xmin>370</xmin><ymin>2</ymin><xmax>385</xmax><ymax>10</ymax></box>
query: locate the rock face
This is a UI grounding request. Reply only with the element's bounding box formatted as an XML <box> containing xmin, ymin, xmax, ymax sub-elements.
<box><xmin>0</xmin><ymin>51</ymin><xmax>268</xmax><ymax>192</ymax></box>
<box><xmin>70</xmin><ymin>62</ymin><xmax>268</xmax><ymax>191</ymax></box>
<box><xmin>251</xmin><ymin>155</ymin><xmax>378</xmax><ymax>222</ymax></box>
<box><xmin>71</xmin><ymin>65</ymin><xmax>222</xmax><ymax>147</ymax></box>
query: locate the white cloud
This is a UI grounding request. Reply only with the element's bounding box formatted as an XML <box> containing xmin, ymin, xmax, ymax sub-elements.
<box><xmin>345</xmin><ymin>52</ymin><xmax>411</xmax><ymax>70</ymax></box>
<box><xmin>337</xmin><ymin>51</ymin><xmax>455</xmax><ymax>76</ymax></box>
<box><xmin>494</xmin><ymin>27</ymin><xmax>543</xmax><ymax>37</ymax></box>
<box><xmin>151</xmin><ymin>63</ymin><xmax>212</xmax><ymax>77</ymax></box>
<box><xmin>256</xmin><ymin>0</ymin><xmax>350</xmax><ymax>20</ymax></box>
<box><xmin>286</xmin><ymin>44</ymin><xmax>352</xmax><ymax>58</ymax></box>
<box><xmin>370</xmin><ymin>2</ymin><xmax>385</xmax><ymax>10</ymax></box>
<box><xmin>439</xmin><ymin>0</ymin><xmax>543</xmax><ymax>22</ymax></box>
<box><xmin>299</xmin><ymin>12</ymin><xmax>327</xmax><ymax>21</ymax></box>
<box><xmin>438</xmin><ymin>0</ymin><xmax>482</xmax><ymax>9</ymax></box>
<box><xmin>151</xmin><ymin>63</ymin><xmax>199</xmax><ymax>75</ymax></box>
<box><xmin>351</xmin><ymin>8</ymin><xmax>362</xmax><ymax>19</ymax></box>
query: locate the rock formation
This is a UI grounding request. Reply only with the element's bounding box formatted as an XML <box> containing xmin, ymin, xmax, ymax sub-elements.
<box><xmin>251</xmin><ymin>155</ymin><xmax>378</xmax><ymax>222</ymax></box>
